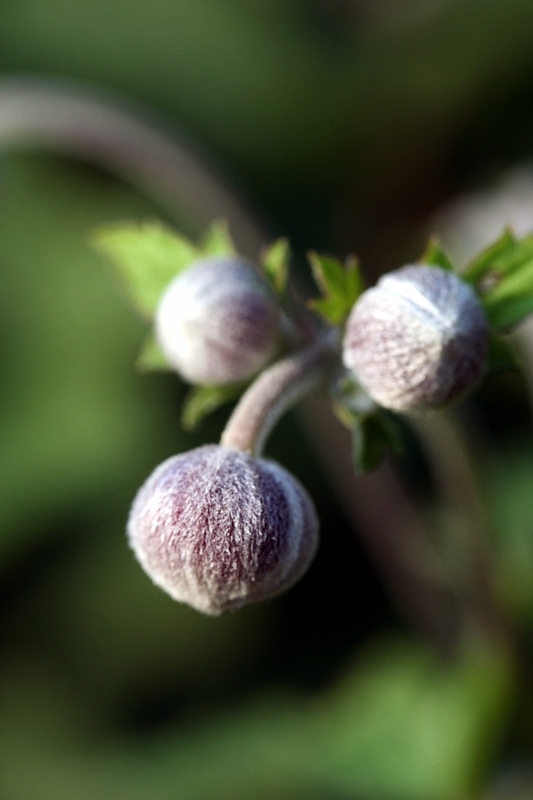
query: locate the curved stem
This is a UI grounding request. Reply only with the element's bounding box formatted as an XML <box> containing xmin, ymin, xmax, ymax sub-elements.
<box><xmin>221</xmin><ymin>331</ymin><xmax>338</xmax><ymax>457</ymax></box>
<box><xmin>412</xmin><ymin>409</ymin><xmax>512</xmax><ymax>649</ymax></box>
<box><xmin>0</xmin><ymin>76</ymin><xmax>265</xmax><ymax>256</ymax></box>
<box><xmin>299</xmin><ymin>398</ymin><xmax>462</xmax><ymax>655</ymax></box>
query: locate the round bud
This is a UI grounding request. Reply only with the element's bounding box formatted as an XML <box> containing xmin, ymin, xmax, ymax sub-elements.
<box><xmin>127</xmin><ymin>445</ymin><xmax>319</xmax><ymax>615</ymax></box>
<box><xmin>342</xmin><ymin>265</ymin><xmax>489</xmax><ymax>412</ymax></box>
<box><xmin>155</xmin><ymin>256</ymin><xmax>282</xmax><ymax>385</ymax></box>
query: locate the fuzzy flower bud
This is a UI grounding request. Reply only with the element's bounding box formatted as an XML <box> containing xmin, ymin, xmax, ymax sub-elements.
<box><xmin>127</xmin><ymin>445</ymin><xmax>319</xmax><ymax>615</ymax></box>
<box><xmin>342</xmin><ymin>265</ymin><xmax>489</xmax><ymax>412</ymax></box>
<box><xmin>155</xmin><ymin>256</ymin><xmax>282</xmax><ymax>385</ymax></box>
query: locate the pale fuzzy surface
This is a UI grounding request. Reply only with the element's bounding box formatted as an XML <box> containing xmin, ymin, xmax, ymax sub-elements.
<box><xmin>127</xmin><ymin>445</ymin><xmax>319</xmax><ymax>614</ymax></box>
<box><xmin>343</xmin><ymin>265</ymin><xmax>489</xmax><ymax>412</ymax></box>
<box><xmin>155</xmin><ymin>257</ymin><xmax>281</xmax><ymax>385</ymax></box>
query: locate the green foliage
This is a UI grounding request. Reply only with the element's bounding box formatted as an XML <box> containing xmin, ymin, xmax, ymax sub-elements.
<box><xmin>92</xmin><ymin>221</ymin><xmax>199</xmax><ymax>319</ymax></box>
<box><xmin>199</xmin><ymin>219</ymin><xmax>237</xmax><ymax>256</ymax></box>
<box><xmin>261</xmin><ymin>237</ymin><xmax>290</xmax><ymax>294</ymax></box>
<box><xmin>92</xmin><ymin>219</ymin><xmax>237</xmax><ymax>321</ymax></box>
<box><xmin>332</xmin><ymin>374</ymin><xmax>403</xmax><ymax>473</ymax></box>
<box><xmin>93</xmin><ymin>219</ymin><xmax>238</xmax><ymax>371</ymax></box>
<box><xmin>0</xmin><ymin>155</ymin><xmax>185</xmax><ymax>564</ymax></box>
<box><xmin>461</xmin><ymin>230</ymin><xmax>533</xmax><ymax>330</ymax></box>
<box><xmin>318</xmin><ymin>640</ymin><xmax>512</xmax><ymax>800</ymax></box>
<box><xmin>421</xmin><ymin>238</ymin><xmax>454</xmax><ymax>271</ymax></box>
<box><xmin>308</xmin><ymin>251</ymin><xmax>364</xmax><ymax>325</ymax></box>
<box><xmin>181</xmin><ymin>384</ymin><xmax>244</xmax><ymax>431</ymax></box>
<box><xmin>462</xmin><ymin>229</ymin><xmax>517</xmax><ymax>284</ymax></box>
<box><xmin>351</xmin><ymin>409</ymin><xmax>404</xmax><ymax>474</ymax></box>
<box><xmin>0</xmin><ymin>635</ymin><xmax>512</xmax><ymax>800</ymax></box>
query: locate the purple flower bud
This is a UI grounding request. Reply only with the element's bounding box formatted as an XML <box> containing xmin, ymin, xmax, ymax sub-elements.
<box><xmin>127</xmin><ymin>445</ymin><xmax>319</xmax><ymax>614</ymax></box>
<box><xmin>342</xmin><ymin>265</ymin><xmax>489</xmax><ymax>412</ymax></box>
<box><xmin>155</xmin><ymin>256</ymin><xmax>282</xmax><ymax>385</ymax></box>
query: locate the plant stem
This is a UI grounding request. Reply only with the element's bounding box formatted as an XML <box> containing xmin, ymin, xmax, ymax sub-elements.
<box><xmin>0</xmin><ymin>77</ymin><xmax>265</xmax><ymax>256</ymax></box>
<box><xmin>412</xmin><ymin>410</ymin><xmax>512</xmax><ymax>650</ymax></box>
<box><xmin>221</xmin><ymin>331</ymin><xmax>338</xmax><ymax>457</ymax></box>
<box><xmin>299</xmin><ymin>396</ymin><xmax>462</xmax><ymax>655</ymax></box>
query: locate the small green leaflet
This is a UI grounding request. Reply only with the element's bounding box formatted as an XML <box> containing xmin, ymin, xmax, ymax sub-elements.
<box><xmin>352</xmin><ymin>409</ymin><xmax>404</xmax><ymax>475</ymax></box>
<box><xmin>420</xmin><ymin>237</ymin><xmax>454</xmax><ymax>271</ymax></box>
<box><xmin>461</xmin><ymin>229</ymin><xmax>516</xmax><ymax>284</ymax></box>
<box><xmin>93</xmin><ymin>218</ymin><xmax>238</xmax><ymax>372</ymax></box>
<box><xmin>92</xmin><ymin>221</ymin><xmax>199</xmax><ymax>319</ymax></box>
<box><xmin>199</xmin><ymin>219</ymin><xmax>237</xmax><ymax>256</ymax></box>
<box><xmin>308</xmin><ymin>251</ymin><xmax>364</xmax><ymax>325</ymax></box>
<box><xmin>92</xmin><ymin>219</ymin><xmax>237</xmax><ymax>321</ymax></box>
<box><xmin>461</xmin><ymin>229</ymin><xmax>533</xmax><ymax>331</ymax></box>
<box><xmin>261</xmin><ymin>238</ymin><xmax>290</xmax><ymax>294</ymax></box>
<box><xmin>181</xmin><ymin>384</ymin><xmax>244</xmax><ymax>431</ymax></box>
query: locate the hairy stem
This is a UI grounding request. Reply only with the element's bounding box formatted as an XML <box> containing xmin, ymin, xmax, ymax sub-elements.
<box><xmin>221</xmin><ymin>331</ymin><xmax>338</xmax><ymax>457</ymax></box>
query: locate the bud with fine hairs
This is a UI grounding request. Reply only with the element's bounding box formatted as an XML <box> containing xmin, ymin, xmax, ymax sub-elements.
<box><xmin>155</xmin><ymin>255</ymin><xmax>282</xmax><ymax>386</ymax></box>
<box><xmin>127</xmin><ymin>445</ymin><xmax>319</xmax><ymax>615</ymax></box>
<box><xmin>342</xmin><ymin>264</ymin><xmax>490</xmax><ymax>413</ymax></box>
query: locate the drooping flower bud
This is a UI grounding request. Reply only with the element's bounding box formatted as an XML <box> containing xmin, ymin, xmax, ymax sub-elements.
<box><xmin>155</xmin><ymin>256</ymin><xmax>282</xmax><ymax>385</ymax></box>
<box><xmin>127</xmin><ymin>445</ymin><xmax>319</xmax><ymax>615</ymax></box>
<box><xmin>342</xmin><ymin>265</ymin><xmax>489</xmax><ymax>412</ymax></box>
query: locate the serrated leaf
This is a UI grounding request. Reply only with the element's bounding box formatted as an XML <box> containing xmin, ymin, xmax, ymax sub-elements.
<box><xmin>460</xmin><ymin>229</ymin><xmax>533</xmax><ymax>330</ymax></box>
<box><xmin>261</xmin><ymin>237</ymin><xmax>290</xmax><ymax>294</ymax></box>
<box><xmin>482</xmin><ymin>260</ymin><xmax>533</xmax><ymax>330</ymax></box>
<box><xmin>352</xmin><ymin>409</ymin><xmax>403</xmax><ymax>475</ymax></box>
<box><xmin>308</xmin><ymin>251</ymin><xmax>364</xmax><ymax>325</ymax></box>
<box><xmin>136</xmin><ymin>332</ymin><xmax>170</xmax><ymax>372</ymax></box>
<box><xmin>92</xmin><ymin>221</ymin><xmax>199</xmax><ymax>319</ymax></box>
<box><xmin>461</xmin><ymin>228</ymin><xmax>517</xmax><ymax>285</ymax></box>
<box><xmin>420</xmin><ymin>237</ymin><xmax>454</xmax><ymax>271</ymax></box>
<box><xmin>199</xmin><ymin>219</ymin><xmax>236</xmax><ymax>256</ymax></box>
<box><xmin>181</xmin><ymin>384</ymin><xmax>243</xmax><ymax>430</ymax></box>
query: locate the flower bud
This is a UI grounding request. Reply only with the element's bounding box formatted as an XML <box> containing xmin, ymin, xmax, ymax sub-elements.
<box><xmin>127</xmin><ymin>445</ymin><xmax>319</xmax><ymax>614</ymax></box>
<box><xmin>155</xmin><ymin>256</ymin><xmax>281</xmax><ymax>385</ymax></box>
<box><xmin>342</xmin><ymin>265</ymin><xmax>489</xmax><ymax>412</ymax></box>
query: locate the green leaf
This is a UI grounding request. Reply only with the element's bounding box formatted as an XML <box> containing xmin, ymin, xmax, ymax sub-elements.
<box><xmin>308</xmin><ymin>251</ymin><xmax>364</xmax><ymax>325</ymax></box>
<box><xmin>461</xmin><ymin>228</ymin><xmax>517</xmax><ymax>285</ymax></box>
<box><xmin>199</xmin><ymin>219</ymin><xmax>236</xmax><ymax>256</ymax></box>
<box><xmin>181</xmin><ymin>384</ymin><xmax>244</xmax><ymax>430</ymax></box>
<box><xmin>261</xmin><ymin>238</ymin><xmax>290</xmax><ymax>294</ymax></box>
<box><xmin>483</xmin><ymin>269</ymin><xmax>533</xmax><ymax>330</ymax></box>
<box><xmin>321</xmin><ymin>640</ymin><xmax>513</xmax><ymax>800</ymax></box>
<box><xmin>461</xmin><ymin>230</ymin><xmax>533</xmax><ymax>331</ymax></box>
<box><xmin>352</xmin><ymin>409</ymin><xmax>403</xmax><ymax>474</ymax></box>
<box><xmin>136</xmin><ymin>332</ymin><xmax>170</xmax><ymax>372</ymax></box>
<box><xmin>420</xmin><ymin>237</ymin><xmax>454</xmax><ymax>271</ymax></box>
<box><xmin>92</xmin><ymin>221</ymin><xmax>199</xmax><ymax>319</ymax></box>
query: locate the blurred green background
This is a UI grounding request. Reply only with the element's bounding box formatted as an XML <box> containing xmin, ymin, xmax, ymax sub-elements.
<box><xmin>1</xmin><ymin>2</ymin><xmax>533</xmax><ymax>798</ymax></box>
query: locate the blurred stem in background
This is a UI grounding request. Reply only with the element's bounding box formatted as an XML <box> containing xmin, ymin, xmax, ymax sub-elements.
<box><xmin>0</xmin><ymin>78</ymin><xmax>266</xmax><ymax>256</ymax></box>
